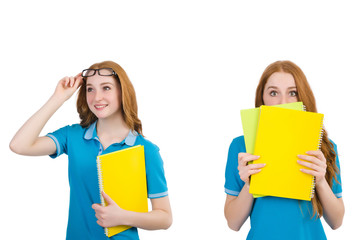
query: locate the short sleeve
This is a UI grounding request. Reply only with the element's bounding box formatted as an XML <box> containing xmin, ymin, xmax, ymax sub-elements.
<box><xmin>46</xmin><ymin>125</ymin><xmax>69</xmax><ymax>158</ymax></box>
<box><xmin>330</xmin><ymin>140</ymin><xmax>342</xmax><ymax>198</ymax></box>
<box><xmin>144</xmin><ymin>144</ymin><xmax>168</xmax><ymax>199</ymax></box>
<box><xmin>224</xmin><ymin>136</ymin><xmax>247</xmax><ymax>196</ymax></box>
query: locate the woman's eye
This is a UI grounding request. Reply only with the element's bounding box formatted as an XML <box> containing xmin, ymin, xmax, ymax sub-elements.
<box><xmin>290</xmin><ymin>91</ymin><xmax>298</xmax><ymax>97</ymax></box>
<box><xmin>103</xmin><ymin>86</ymin><xmax>111</xmax><ymax>91</ymax></box>
<box><xmin>270</xmin><ymin>91</ymin><xmax>277</xmax><ymax>97</ymax></box>
<box><xmin>87</xmin><ymin>87</ymin><xmax>93</xmax><ymax>92</ymax></box>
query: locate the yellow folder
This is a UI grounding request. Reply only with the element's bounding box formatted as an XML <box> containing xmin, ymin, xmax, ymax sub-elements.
<box><xmin>249</xmin><ymin>106</ymin><xmax>324</xmax><ymax>201</ymax></box>
<box><xmin>96</xmin><ymin>145</ymin><xmax>148</xmax><ymax>237</ymax></box>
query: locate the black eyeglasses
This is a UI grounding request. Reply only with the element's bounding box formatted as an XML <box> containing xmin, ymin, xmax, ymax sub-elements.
<box><xmin>82</xmin><ymin>68</ymin><xmax>117</xmax><ymax>77</ymax></box>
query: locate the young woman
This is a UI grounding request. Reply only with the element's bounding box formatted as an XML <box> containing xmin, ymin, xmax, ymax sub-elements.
<box><xmin>10</xmin><ymin>61</ymin><xmax>172</xmax><ymax>239</ymax></box>
<box><xmin>224</xmin><ymin>60</ymin><xmax>344</xmax><ymax>239</ymax></box>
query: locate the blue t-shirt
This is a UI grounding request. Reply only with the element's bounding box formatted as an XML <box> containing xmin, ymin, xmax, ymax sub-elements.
<box><xmin>47</xmin><ymin>122</ymin><xmax>168</xmax><ymax>240</ymax></box>
<box><xmin>224</xmin><ymin>136</ymin><xmax>342</xmax><ymax>240</ymax></box>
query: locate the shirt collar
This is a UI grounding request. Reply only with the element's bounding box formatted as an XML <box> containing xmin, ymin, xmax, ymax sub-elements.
<box><xmin>84</xmin><ymin>121</ymin><xmax>138</xmax><ymax>146</ymax></box>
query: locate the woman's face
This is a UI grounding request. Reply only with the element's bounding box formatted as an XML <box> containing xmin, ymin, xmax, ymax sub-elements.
<box><xmin>263</xmin><ymin>71</ymin><xmax>298</xmax><ymax>106</ymax></box>
<box><xmin>85</xmin><ymin>75</ymin><xmax>122</xmax><ymax>120</ymax></box>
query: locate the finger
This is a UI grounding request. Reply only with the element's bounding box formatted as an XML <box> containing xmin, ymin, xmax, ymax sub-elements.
<box><xmin>63</xmin><ymin>77</ymin><xmax>70</xmax><ymax>87</ymax></box>
<box><xmin>248</xmin><ymin>163</ymin><xmax>266</xmax><ymax>170</ymax></box>
<box><xmin>102</xmin><ymin>191</ymin><xmax>116</xmax><ymax>205</ymax></box>
<box><xmin>75</xmin><ymin>72</ymin><xmax>82</xmax><ymax>78</ymax></box>
<box><xmin>92</xmin><ymin>203</ymin><xmax>102</xmax><ymax>211</ymax></box>
<box><xmin>297</xmin><ymin>154</ymin><xmax>317</xmax><ymax>162</ymax></box>
<box><xmin>70</xmin><ymin>77</ymin><xmax>76</xmax><ymax>87</ymax></box>
<box><xmin>97</xmin><ymin>220</ymin><xmax>105</xmax><ymax>227</ymax></box>
<box><xmin>238</xmin><ymin>152</ymin><xmax>251</xmax><ymax>163</ymax></box>
<box><xmin>74</xmin><ymin>75</ymin><xmax>84</xmax><ymax>88</ymax></box>
<box><xmin>248</xmin><ymin>168</ymin><xmax>262</xmax><ymax>175</ymax></box>
<box><xmin>238</xmin><ymin>153</ymin><xmax>260</xmax><ymax>166</ymax></box>
<box><xmin>300</xmin><ymin>168</ymin><xmax>318</xmax><ymax>176</ymax></box>
<box><xmin>306</xmin><ymin>150</ymin><xmax>325</xmax><ymax>161</ymax></box>
<box><xmin>297</xmin><ymin>160</ymin><xmax>325</xmax><ymax>172</ymax></box>
<box><xmin>298</xmin><ymin>155</ymin><xmax>326</xmax><ymax>168</ymax></box>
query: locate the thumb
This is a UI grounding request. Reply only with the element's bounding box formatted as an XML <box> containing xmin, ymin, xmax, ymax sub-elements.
<box><xmin>102</xmin><ymin>191</ymin><xmax>116</xmax><ymax>205</ymax></box>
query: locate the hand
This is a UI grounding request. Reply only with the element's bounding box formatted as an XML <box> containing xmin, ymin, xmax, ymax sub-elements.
<box><xmin>237</xmin><ymin>152</ymin><xmax>265</xmax><ymax>185</ymax></box>
<box><xmin>92</xmin><ymin>191</ymin><xmax>130</xmax><ymax>228</ymax></box>
<box><xmin>297</xmin><ymin>150</ymin><xmax>327</xmax><ymax>185</ymax></box>
<box><xmin>53</xmin><ymin>73</ymin><xmax>83</xmax><ymax>102</ymax></box>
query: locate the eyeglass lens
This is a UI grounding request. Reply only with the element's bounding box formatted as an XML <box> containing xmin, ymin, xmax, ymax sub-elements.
<box><xmin>82</xmin><ymin>68</ymin><xmax>114</xmax><ymax>77</ymax></box>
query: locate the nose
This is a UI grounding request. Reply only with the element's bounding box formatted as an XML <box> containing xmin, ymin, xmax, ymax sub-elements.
<box><xmin>280</xmin><ymin>95</ymin><xmax>288</xmax><ymax>105</ymax></box>
<box><xmin>95</xmin><ymin>90</ymin><xmax>103</xmax><ymax>101</ymax></box>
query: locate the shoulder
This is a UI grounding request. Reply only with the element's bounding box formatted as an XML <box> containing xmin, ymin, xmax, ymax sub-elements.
<box><xmin>228</xmin><ymin>135</ymin><xmax>246</xmax><ymax>153</ymax></box>
<box><xmin>54</xmin><ymin>123</ymin><xmax>85</xmax><ymax>131</ymax></box>
<box><xmin>231</xmin><ymin>135</ymin><xmax>245</xmax><ymax>145</ymax></box>
<box><xmin>328</xmin><ymin>138</ymin><xmax>337</xmax><ymax>148</ymax></box>
<box><xmin>135</xmin><ymin>135</ymin><xmax>160</xmax><ymax>153</ymax></box>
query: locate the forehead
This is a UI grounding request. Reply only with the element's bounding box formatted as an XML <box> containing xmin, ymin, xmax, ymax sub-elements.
<box><xmin>86</xmin><ymin>75</ymin><xmax>118</xmax><ymax>85</ymax></box>
<box><xmin>265</xmin><ymin>72</ymin><xmax>296</xmax><ymax>88</ymax></box>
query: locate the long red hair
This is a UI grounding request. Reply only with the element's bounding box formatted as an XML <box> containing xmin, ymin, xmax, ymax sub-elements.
<box><xmin>255</xmin><ymin>60</ymin><xmax>339</xmax><ymax>217</ymax></box>
<box><xmin>77</xmin><ymin>61</ymin><xmax>143</xmax><ymax>135</ymax></box>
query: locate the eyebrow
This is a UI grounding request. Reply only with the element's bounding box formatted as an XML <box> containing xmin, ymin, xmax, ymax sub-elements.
<box><xmin>266</xmin><ymin>86</ymin><xmax>297</xmax><ymax>90</ymax></box>
<box><xmin>86</xmin><ymin>82</ymin><xmax>115</xmax><ymax>87</ymax></box>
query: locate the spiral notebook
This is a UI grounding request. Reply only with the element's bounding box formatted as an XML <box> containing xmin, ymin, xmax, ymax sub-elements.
<box><xmin>249</xmin><ymin>106</ymin><xmax>324</xmax><ymax>201</ymax></box>
<box><xmin>96</xmin><ymin>145</ymin><xmax>148</xmax><ymax>237</ymax></box>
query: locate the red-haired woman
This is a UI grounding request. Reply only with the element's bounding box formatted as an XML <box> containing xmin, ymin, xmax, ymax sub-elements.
<box><xmin>224</xmin><ymin>61</ymin><xmax>344</xmax><ymax>239</ymax></box>
<box><xmin>10</xmin><ymin>61</ymin><xmax>172</xmax><ymax>239</ymax></box>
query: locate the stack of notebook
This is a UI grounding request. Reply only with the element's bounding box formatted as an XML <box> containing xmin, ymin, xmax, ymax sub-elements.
<box><xmin>240</xmin><ymin>102</ymin><xmax>324</xmax><ymax>201</ymax></box>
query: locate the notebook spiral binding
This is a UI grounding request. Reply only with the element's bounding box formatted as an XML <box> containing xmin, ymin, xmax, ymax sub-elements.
<box><xmin>310</xmin><ymin>115</ymin><xmax>324</xmax><ymax>199</ymax></box>
<box><xmin>96</xmin><ymin>158</ymin><xmax>108</xmax><ymax>236</ymax></box>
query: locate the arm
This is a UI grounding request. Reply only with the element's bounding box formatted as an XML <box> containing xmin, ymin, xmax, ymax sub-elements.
<box><xmin>298</xmin><ymin>150</ymin><xmax>345</xmax><ymax>229</ymax></box>
<box><xmin>224</xmin><ymin>184</ymin><xmax>253</xmax><ymax>231</ymax></box>
<box><xmin>92</xmin><ymin>191</ymin><xmax>172</xmax><ymax>230</ymax></box>
<box><xmin>224</xmin><ymin>153</ymin><xmax>265</xmax><ymax>231</ymax></box>
<box><xmin>9</xmin><ymin>74</ymin><xmax>82</xmax><ymax>156</ymax></box>
<box><xmin>316</xmin><ymin>181</ymin><xmax>344</xmax><ymax>229</ymax></box>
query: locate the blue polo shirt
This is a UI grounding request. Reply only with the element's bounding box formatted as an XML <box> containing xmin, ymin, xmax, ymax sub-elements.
<box><xmin>47</xmin><ymin>122</ymin><xmax>168</xmax><ymax>240</ymax></box>
<box><xmin>224</xmin><ymin>136</ymin><xmax>342</xmax><ymax>240</ymax></box>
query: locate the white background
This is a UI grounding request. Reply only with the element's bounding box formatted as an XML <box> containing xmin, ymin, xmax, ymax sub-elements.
<box><xmin>1</xmin><ymin>1</ymin><xmax>361</xmax><ymax>239</ymax></box>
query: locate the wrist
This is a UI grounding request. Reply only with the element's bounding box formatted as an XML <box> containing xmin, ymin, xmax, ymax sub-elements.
<box><xmin>49</xmin><ymin>93</ymin><xmax>67</xmax><ymax>106</ymax></box>
<box><xmin>119</xmin><ymin>209</ymin><xmax>135</xmax><ymax>227</ymax></box>
<box><xmin>315</xmin><ymin>177</ymin><xmax>329</xmax><ymax>190</ymax></box>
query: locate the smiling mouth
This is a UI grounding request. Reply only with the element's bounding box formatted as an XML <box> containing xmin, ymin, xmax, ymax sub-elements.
<box><xmin>94</xmin><ymin>104</ymin><xmax>108</xmax><ymax>110</ymax></box>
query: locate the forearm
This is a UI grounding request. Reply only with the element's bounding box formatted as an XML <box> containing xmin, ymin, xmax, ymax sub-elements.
<box><xmin>224</xmin><ymin>183</ymin><xmax>254</xmax><ymax>231</ymax></box>
<box><xmin>10</xmin><ymin>94</ymin><xmax>64</xmax><ymax>155</ymax></box>
<box><xmin>124</xmin><ymin>208</ymin><xmax>172</xmax><ymax>230</ymax></box>
<box><xmin>316</xmin><ymin>179</ymin><xmax>344</xmax><ymax>229</ymax></box>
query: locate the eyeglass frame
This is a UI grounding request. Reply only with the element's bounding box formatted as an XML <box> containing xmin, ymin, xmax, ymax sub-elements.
<box><xmin>81</xmin><ymin>68</ymin><xmax>118</xmax><ymax>78</ymax></box>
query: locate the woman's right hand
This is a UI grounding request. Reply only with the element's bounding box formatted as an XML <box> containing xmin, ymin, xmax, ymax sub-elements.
<box><xmin>237</xmin><ymin>153</ymin><xmax>266</xmax><ymax>184</ymax></box>
<box><xmin>53</xmin><ymin>73</ymin><xmax>83</xmax><ymax>102</ymax></box>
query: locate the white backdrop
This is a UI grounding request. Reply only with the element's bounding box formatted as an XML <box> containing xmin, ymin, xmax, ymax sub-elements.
<box><xmin>1</xmin><ymin>1</ymin><xmax>360</xmax><ymax>239</ymax></box>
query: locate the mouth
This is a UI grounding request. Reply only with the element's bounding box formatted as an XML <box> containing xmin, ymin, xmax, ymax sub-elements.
<box><xmin>94</xmin><ymin>104</ymin><xmax>108</xmax><ymax>110</ymax></box>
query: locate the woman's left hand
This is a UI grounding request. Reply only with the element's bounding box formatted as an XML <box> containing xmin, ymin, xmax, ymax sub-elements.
<box><xmin>92</xmin><ymin>191</ymin><xmax>130</xmax><ymax>228</ymax></box>
<box><xmin>297</xmin><ymin>150</ymin><xmax>327</xmax><ymax>185</ymax></box>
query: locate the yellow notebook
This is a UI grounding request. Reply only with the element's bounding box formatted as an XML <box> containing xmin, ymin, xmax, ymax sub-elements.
<box><xmin>96</xmin><ymin>145</ymin><xmax>148</xmax><ymax>237</ymax></box>
<box><xmin>249</xmin><ymin>106</ymin><xmax>324</xmax><ymax>201</ymax></box>
<box><xmin>240</xmin><ymin>102</ymin><xmax>305</xmax><ymax>154</ymax></box>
